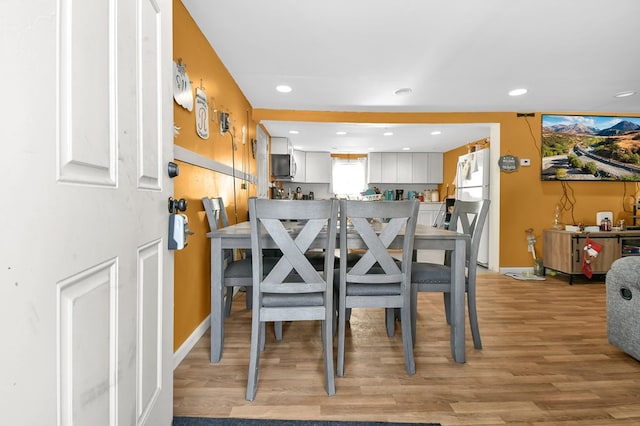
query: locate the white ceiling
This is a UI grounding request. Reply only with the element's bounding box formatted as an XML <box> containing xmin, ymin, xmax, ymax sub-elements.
<box><xmin>181</xmin><ymin>0</ymin><xmax>640</xmax><ymax>153</ymax></box>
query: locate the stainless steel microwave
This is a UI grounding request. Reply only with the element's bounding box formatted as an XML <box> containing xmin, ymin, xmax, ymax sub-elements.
<box><xmin>271</xmin><ymin>154</ymin><xmax>295</xmax><ymax>179</ymax></box>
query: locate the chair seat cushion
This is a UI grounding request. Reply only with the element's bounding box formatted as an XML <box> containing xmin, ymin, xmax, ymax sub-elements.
<box><xmin>224</xmin><ymin>258</ymin><xmax>253</xmax><ymax>278</ymax></box>
<box><xmin>263</xmin><ymin>292</ymin><xmax>325</xmax><ymax>307</ymax></box>
<box><xmin>332</xmin><ymin>268</ymin><xmax>402</xmax><ymax>296</ymax></box>
<box><xmin>346</xmin><ymin>283</ymin><xmax>401</xmax><ymax>296</ymax></box>
<box><xmin>224</xmin><ymin>256</ymin><xmax>279</xmax><ymax>278</ymax></box>
<box><xmin>411</xmin><ymin>262</ymin><xmax>452</xmax><ymax>284</ymax></box>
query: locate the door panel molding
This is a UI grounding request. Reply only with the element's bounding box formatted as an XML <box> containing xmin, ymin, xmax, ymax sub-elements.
<box><xmin>58</xmin><ymin>0</ymin><xmax>116</xmax><ymax>187</ymax></box>
<box><xmin>57</xmin><ymin>258</ymin><xmax>118</xmax><ymax>425</ymax></box>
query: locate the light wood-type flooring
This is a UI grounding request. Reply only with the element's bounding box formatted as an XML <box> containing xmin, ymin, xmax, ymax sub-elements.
<box><xmin>173</xmin><ymin>272</ymin><xmax>640</xmax><ymax>425</ymax></box>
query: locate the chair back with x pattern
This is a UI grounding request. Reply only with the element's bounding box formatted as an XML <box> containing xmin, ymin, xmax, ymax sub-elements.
<box><xmin>336</xmin><ymin>199</ymin><xmax>419</xmax><ymax>377</ymax></box>
<box><xmin>246</xmin><ymin>198</ymin><xmax>338</xmax><ymax>400</ymax></box>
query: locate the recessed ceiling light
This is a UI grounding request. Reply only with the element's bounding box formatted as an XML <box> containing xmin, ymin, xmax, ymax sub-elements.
<box><xmin>394</xmin><ymin>87</ymin><xmax>413</xmax><ymax>96</ymax></box>
<box><xmin>508</xmin><ymin>88</ymin><xmax>528</xmax><ymax>97</ymax></box>
<box><xmin>431</xmin><ymin>130</ymin><xmax>442</xmax><ymax>135</ymax></box>
<box><xmin>276</xmin><ymin>85</ymin><xmax>292</xmax><ymax>93</ymax></box>
<box><xmin>383</xmin><ymin>131</ymin><xmax>393</xmax><ymax>136</ymax></box>
<box><xmin>615</xmin><ymin>90</ymin><xmax>636</xmax><ymax>98</ymax></box>
<box><xmin>289</xmin><ymin>130</ymin><xmax>299</xmax><ymax>134</ymax></box>
<box><xmin>402</xmin><ymin>147</ymin><xmax>410</xmax><ymax>151</ymax></box>
<box><xmin>336</xmin><ymin>131</ymin><xmax>347</xmax><ymax>135</ymax></box>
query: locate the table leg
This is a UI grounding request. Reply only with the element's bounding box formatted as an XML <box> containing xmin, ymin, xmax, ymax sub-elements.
<box><xmin>451</xmin><ymin>238</ymin><xmax>466</xmax><ymax>363</ymax></box>
<box><xmin>210</xmin><ymin>237</ymin><xmax>224</xmax><ymax>363</ymax></box>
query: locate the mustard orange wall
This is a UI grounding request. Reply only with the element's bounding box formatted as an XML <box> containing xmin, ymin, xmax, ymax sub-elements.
<box><xmin>173</xmin><ymin>0</ymin><xmax>256</xmax><ymax>350</ymax></box>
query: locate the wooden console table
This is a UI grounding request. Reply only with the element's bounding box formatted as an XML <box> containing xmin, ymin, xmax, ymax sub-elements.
<box><xmin>543</xmin><ymin>228</ymin><xmax>640</xmax><ymax>284</ymax></box>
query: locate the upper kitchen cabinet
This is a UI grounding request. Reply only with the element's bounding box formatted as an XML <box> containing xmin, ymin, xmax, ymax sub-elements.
<box><xmin>292</xmin><ymin>150</ymin><xmax>306</xmax><ymax>182</ymax></box>
<box><xmin>397</xmin><ymin>153</ymin><xmax>413</xmax><ymax>183</ymax></box>
<box><xmin>381</xmin><ymin>153</ymin><xmax>398</xmax><ymax>183</ymax></box>
<box><xmin>368</xmin><ymin>152</ymin><xmax>382</xmax><ymax>183</ymax></box>
<box><xmin>305</xmin><ymin>152</ymin><xmax>332</xmax><ymax>183</ymax></box>
<box><xmin>368</xmin><ymin>152</ymin><xmax>443</xmax><ymax>184</ymax></box>
<box><xmin>426</xmin><ymin>152</ymin><xmax>443</xmax><ymax>183</ymax></box>
<box><xmin>271</xmin><ymin>137</ymin><xmax>292</xmax><ymax>155</ymax></box>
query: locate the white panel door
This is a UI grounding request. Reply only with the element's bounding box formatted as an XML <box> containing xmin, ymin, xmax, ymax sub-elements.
<box><xmin>1</xmin><ymin>0</ymin><xmax>174</xmax><ymax>425</ymax></box>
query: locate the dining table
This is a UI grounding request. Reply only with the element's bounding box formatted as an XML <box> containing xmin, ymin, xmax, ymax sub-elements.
<box><xmin>207</xmin><ymin>220</ymin><xmax>469</xmax><ymax>364</ymax></box>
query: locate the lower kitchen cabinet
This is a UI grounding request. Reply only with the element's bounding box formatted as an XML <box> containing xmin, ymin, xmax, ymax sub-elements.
<box><xmin>416</xmin><ymin>202</ymin><xmax>445</xmax><ymax>263</ymax></box>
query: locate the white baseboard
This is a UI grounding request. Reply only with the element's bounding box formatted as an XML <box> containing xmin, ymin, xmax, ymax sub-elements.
<box><xmin>173</xmin><ymin>314</ymin><xmax>210</xmax><ymax>370</ymax></box>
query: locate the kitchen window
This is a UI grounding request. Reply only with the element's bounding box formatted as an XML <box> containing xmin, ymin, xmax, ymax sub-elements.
<box><xmin>331</xmin><ymin>157</ymin><xmax>367</xmax><ymax>198</ymax></box>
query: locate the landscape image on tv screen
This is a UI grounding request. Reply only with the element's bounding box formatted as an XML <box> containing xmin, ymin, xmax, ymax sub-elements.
<box><xmin>541</xmin><ymin>114</ymin><xmax>640</xmax><ymax>181</ymax></box>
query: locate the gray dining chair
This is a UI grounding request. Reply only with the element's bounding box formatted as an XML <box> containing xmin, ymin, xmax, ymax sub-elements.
<box><xmin>335</xmin><ymin>199</ymin><xmax>419</xmax><ymax>377</ymax></box>
<box><xmin>246</xmin><ymin>198</ymin><xmax>338</xmax><ymax>401</ymax></box>
<box><xmin>203</xmin><ymin>197</ymin><xmax>256</xmax><ymax>315</ymax></box>
<box><xmin>411</xmin><ymin>199</ymin><xmax>490</xmax><ymax>350</ymax></box>
<box><xmin>204</xmin><ymin>196</ymin><xmax>286</xmax><ymax>341</ymax></box>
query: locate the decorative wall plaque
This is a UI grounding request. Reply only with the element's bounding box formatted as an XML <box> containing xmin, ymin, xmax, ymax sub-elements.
<box><xmin>195</xmin><ymin>88</ymin><xmax>209</xmax><ymax>139</ymax></box>
<box><xmin>498</xmin><ymin>155</ymin><xmax>519</xmax><ymax>172</ymax></box>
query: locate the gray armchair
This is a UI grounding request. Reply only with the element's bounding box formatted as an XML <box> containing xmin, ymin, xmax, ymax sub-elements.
<box><xmin>606</xmin><ymin>256</ymin><xmax>640</xmax><ymax>360</ymax></box>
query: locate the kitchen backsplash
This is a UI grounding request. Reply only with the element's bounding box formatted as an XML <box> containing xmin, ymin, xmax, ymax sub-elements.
<box><xmin>278</xmin><ymin>183</ymin><xmax>440</xmax><ymax>200</ymax></box>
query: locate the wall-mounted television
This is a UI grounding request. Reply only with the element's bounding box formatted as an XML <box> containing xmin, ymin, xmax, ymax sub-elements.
<box><xmin>541</xmin><ymin>114</ymin><xmax>640</xmax><ymax>181</ymax></box>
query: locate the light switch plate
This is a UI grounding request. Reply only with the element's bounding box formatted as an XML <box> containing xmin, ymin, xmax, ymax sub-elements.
<box><xmin>520</xmin><ymin>158</ymin><xmax>531</xmax><ymax>166</ymax></box>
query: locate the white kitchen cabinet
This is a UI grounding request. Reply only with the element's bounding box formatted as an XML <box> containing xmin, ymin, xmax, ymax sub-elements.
<box><xmin>292</xmin><ymin>150</ymin><xmax>306</xmax><ymax>182</ymax></box>
<box><xmin>368</xmin><ymin>152</ymin><xmax>443</xmax><ymax>184</ymax></box>
<box><xmin>418</xmin><ymin>202</ymin><xmax>443</xmax><ymax>227</ymax></box>
<box><xmin>305</xmin><ymin>151</ymin><xmax>332</xmax><ymax>183</ymax></box>
<box><xmin>396</xmin><ymin>153</ymin><xmax>413</xmax><ymax>183</ymax></box>
<box><xmin>427</xmin><ymin>152</ymin><xmax>444</xmax><ymax>183</ymax></box>
<box><xmin>412</xmin><ymin>153</ymin><xmax>428</xmax><ymax>183</ymax></box>
<box><xmin>417</xmin><ymin>202</ymin><xmax>445</xmax><ymax>263</ymax></box>
<box><xmin>368</xmin><ymin>152</ymin><xmax>382</xmax><ymax>183</ymax></box>
<box><xmin>381</xmin><ymin>153</ymin><xmax>397</xmax><ymax>183</ymax></box>
<box><xmin>271</xmin><ymin>137</ymin><xmax>291</xmax><ymax>155</ymax></box>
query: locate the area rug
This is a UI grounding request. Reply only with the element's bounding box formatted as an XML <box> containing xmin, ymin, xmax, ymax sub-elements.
<box><xmin>173</xmin><ymin>417</ymin><xmax>439</xmax><ymax>426</ymax></box>
<box><xmin>504</xmin><ymin>272</ymin><xmax>546</xmax><ymax>281</ymax></box>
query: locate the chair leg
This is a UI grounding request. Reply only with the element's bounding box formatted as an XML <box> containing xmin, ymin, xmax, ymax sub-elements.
<box><xmin>400</xmin><ymin>305</ymin><xmax>416</xmax><ymax>375</ymax></box>
<box><xmin>223</xmin><ymin>287</ymin><xmax>233</xmax><ymax>317</ymax></box>
<box><xmin>385</xmin><ymin>308</ymin><xmax>396</xmax><ymax>337</ymax></box>
<box><xmin>246</xmin><ymin>315</ymin><xmax>262</xmax><ymax>401</ymax></box>
<box><xmin>410</xmin><ymin>286</ymin><xmax>418</xmax><ymax>347</ymax></box>
<box><xmin>467</xmin><ymin>287</ymin><xmax>482</xmax><ymax>349</ymax></box>
<box><xmin>322</xmin><ymin>318</ymin><xmax>336</xmax><ymax>396</ymax></box>
<box><xmin>443</xmin><ymin>292</ymin><xmax>452</xmax><ymax>324</ymax></box>
<box><xmin>274</xmin><ymin>321</ymin><xmax>283</xmax><ymax>341</ymax></box>
<box><xmin>337</xmin><ymin>300</ymin><xmax>347</xmax><ymax>377</ymax></box>
<box><xmin>259</xmin><ymin>322</ymin><xmax>266</xmax><ymax>352</ymax></box>
<box><xmin>245</xmin><ymin>288</ymin><xmax>252</xmax><ymax>310</ymax></box>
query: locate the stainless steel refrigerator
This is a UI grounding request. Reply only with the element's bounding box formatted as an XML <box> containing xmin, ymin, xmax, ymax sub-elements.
<box><xmin>455</xmin><ymin>149</ymin><xmax>490</xmax><ymax>266</ymax></box>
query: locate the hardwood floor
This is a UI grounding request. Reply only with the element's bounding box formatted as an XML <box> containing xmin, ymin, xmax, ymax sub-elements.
<box><xmin>173</xmin><ymin>272</ymin><xmax>640</xmax><ymax>425</ymax></box>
